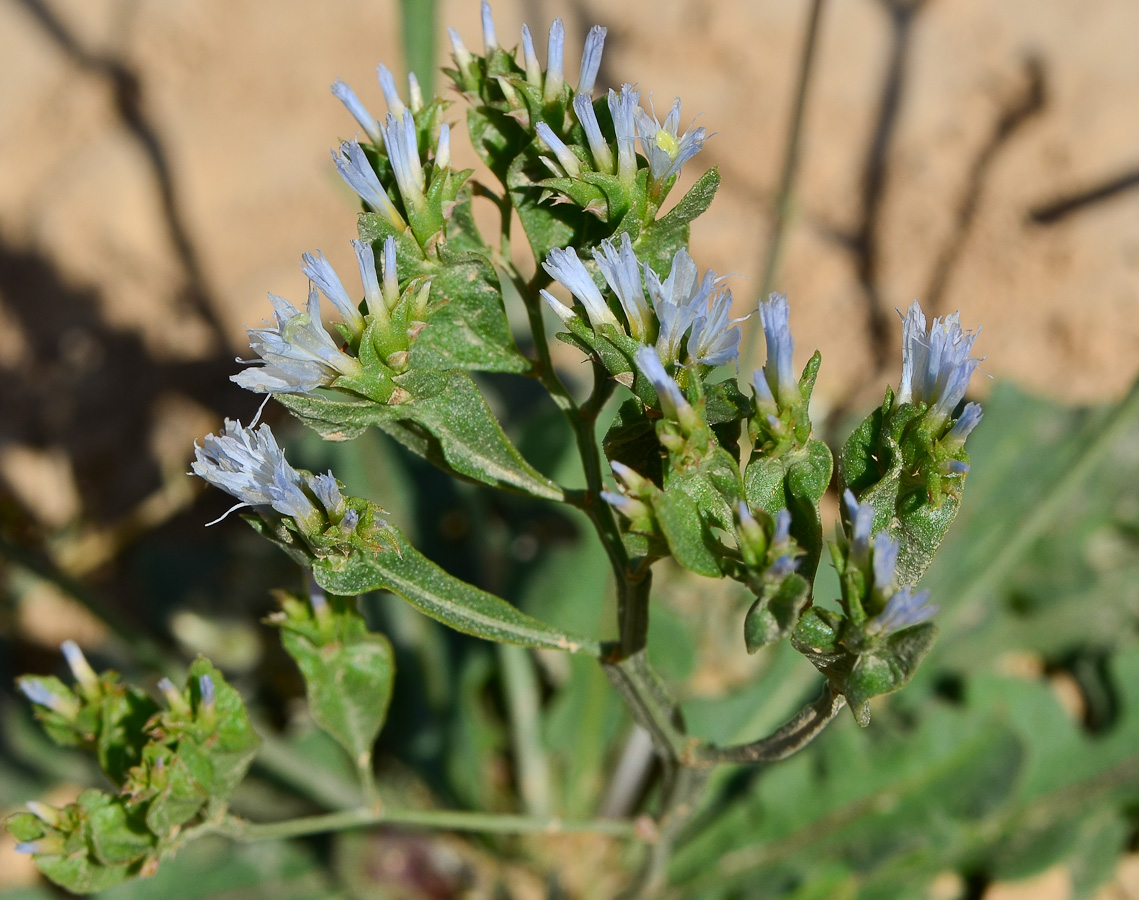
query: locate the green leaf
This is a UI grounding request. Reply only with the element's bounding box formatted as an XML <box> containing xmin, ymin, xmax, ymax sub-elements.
<box><xmin>312</xmin><ymin>528</ymin><xmax>601</xmax><ymax>655</ymax></box>
<box><xmin>843</xmin><ymin>623</ymin><xmax>937</xmax><ymax>726</ymax></box>
<box><xmin>184</xmin><ymin>659</ymin><xmax>261</xmax><ymax>799</ymax></box>
<box><xmin>634</xmin><ymin>168</ymin><xmax>721</xmax><ymax>273</ymax></box>
<box><xmin>276</xmin><ymin>606</ymin><xmax>395</xmax><ymax>772</ymax></box>
<box><xmin>278</xmin><ymin>369</ymin><xmax>564</xmax><ymax>501</ymax></box>
<box><xmin>650</xmin><ymin>488</ymin><xmax>721</xmax><ymax>577</ymax></box>
<box><xmin>744</xmin><ymin>574</ymin><xmax>812</xmax><ymax>652</ymax></box>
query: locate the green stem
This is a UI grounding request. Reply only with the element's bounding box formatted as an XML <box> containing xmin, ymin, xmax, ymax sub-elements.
<box><xmin>688</xmin><ymin>686</ymin><xmax>844</xmax><ymax>768</ymax></box>
<box><xmin>497</xmin><ymin>643</ymin><xmax>553</xmax><ymax>816</ymax></box>
<box><xmin>214</xmin><ymin>807</ymin><xmax>639</xmax><ymax>842</ymax></box>
<box><xmin>501</xmin><ymin>261</ymin><xmax>644</xmax><ymax>657</ymax></box>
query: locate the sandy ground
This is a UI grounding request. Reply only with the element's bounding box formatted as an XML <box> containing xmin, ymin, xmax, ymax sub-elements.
<box><xmin>1</xmin><ymin>0</ymin><xmax>1138</xmax><ymax>896</ymax></box>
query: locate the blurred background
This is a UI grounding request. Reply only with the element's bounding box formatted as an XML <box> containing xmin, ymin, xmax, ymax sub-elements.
<box><xmin>1</xmin><ymin>0</ymin><xmax>1138</xmax><ymax>898</ymax></box>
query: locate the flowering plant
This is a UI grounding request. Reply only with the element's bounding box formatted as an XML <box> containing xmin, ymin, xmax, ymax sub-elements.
<box><xmin>6</xmin><ymin>4</ymin><xmax>985</xmax><ymax>895</ymax></box>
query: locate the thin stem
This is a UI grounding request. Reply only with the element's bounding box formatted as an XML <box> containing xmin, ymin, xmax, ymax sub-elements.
<box><xmin>498</xmin><ymin>643</ymin><xmax>553</xmax><ymax>816</ymax></box>
<box><xmin>603</xmin><ymin>652</ymin><xmax>691</xmax><ymax>763</ymax></box>
<box><xmin>214</xmin><ymin>807</ymin><xmax>640</xmax><ymax>842</ymax></box>
<box><xmin>748</xmin><ymin>0</ymin><xmax>828</xmax><ymax>361</ymax></box>
<box><xmin>687</xmin><ymin>686</ymin><xmax>845</xmax><ymax>768</ymax></box>
<box><xmin>500</xmin><ymin>260</ymin><xmax>644</xmax><ymax>657</ymax></box>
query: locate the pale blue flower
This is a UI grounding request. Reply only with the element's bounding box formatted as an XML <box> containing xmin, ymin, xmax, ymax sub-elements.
<box><xmin>843</xmin><ymin>489</ymin><xmax>874</xmax><ymax>571</ymax></box>
<box><xmin>757</xmin><ymin>293</ymin><xmax>797</xmax><ymax>407</ymax></box>
<box><xmin>381</xmin><ymin>112</ymin><xmax>425</xmax><ymax>211</ymax></box>
<box><xmin>333</xmin><ymin>140</ymin><xmax>405</xmax><ymax>229</ymax></box>
<box><xmin>543</xmin><ymin>19</ymin><xmax>566</xmax><ymax>102</ymax></box>
<box><xmin>578</xmin><ymin>25</ymin><xmax>607</xmax><ymax>95</ymax></box>
<box><xmin>634</xmin><ymin>345</ymin><xmax>691</xmax><ymax>421</ymax></box>
<box><xmin>868</xmin><ymin>587</ymin><xmax>938</xmax><ymax>635</ymax></box>
<box><xmin>309</xmin><ymin>470</ymin><xmax>345</xmax><ymax>514</ymax></box>
<box><xmin>898</xmin><ymin>302</ymin><xmax>983</xmax><ymax>427</ymax></box>
<box><xmin>61</xmin><ymin>640</ymin><xmax>97</xmax><ymax>691</ymax></box>
<box><xmin>436</xmin><ymin>122</ymin><xmax>451</xmax><ymax>169</ymax></box>
<box><xmin>410</xmin><ymin>75</ymin><xmax>425</xmax><ymax>112</ymax></box>
<box><xmin>301</xmin><ymin>250</ymin><xmax>366</xmax><ymax>337</ymax></box>
<box><xmin>688</xmin><ymin>285</ymin><xmax>742</xmax><ymax>367</ymax></box>
<box><xmin>352</xmin><ymin>239</ymin><xmax>383</xmax><ymax>318</ymax></box>
<box><xmin>573</xmin><ymin>93</ymin><xmax>614</xmax><ymax>174</ymax></box>
<box><xmin>233</xmin><ymin>287</ymin><xmax>361</xmax><ymax>395</ymax></box>
<box><xmin>945</xmin><ymin>401</ymin><xmax>983</xmax><ymax>448</ymax></box>
<box><xmin>448</xmin><ymin>27</ymin><xmax>475</xmax><ymax>82</ymax></box>
<box><xmin>193</xmin><ymin>420</ymin><xmax>320</xmax><ymax>525</ymax></box>
<box><xmin>19</xmin><ymin>680</ymin><xmax>75</xmax><ymax>716</ymax></box>
<box><xmin>592</xmin><ymin>232</ymin><xmax>651</xmax><ymax>340</ymax></box>
<box><xmin>601</xmin><ymin>490</ymin><xmax>639</xmax><ymax>518</ymax></box>
<box><xmin>374</xmin><ymin>63</ymin><xmax>406</xmax><ymax>117</ymax></box>
<box><xmin>535</xmin><ymin>122</ymin><xmax>582</xmax><ymax>178</ymax></box>
<box><xmin>331</xmin><ymin>80</ymin><xmax>381</xmax><ymax>143</ymax></box>
<box><xmin>635</xmin><ymin>97</ymin><xmax>707</xmax><ymax>183</ymax></box>
<box><xmin>481</xmin><ymin>0</ymin><xmax>498</xmax><ymax>53</ymax></box>
<box><xmin>521</xmin><ymin>25</ymin><xmax>542</xmax><ymax>85</ymax></box>
<box><xmin>608</xmin><ymin>84</ymin><xmax>641</xmax><ymax>185</ymax></box>
<box><xmin>871</xmin><ymin>531</ymin><xmax>899</xmax><ymax>593</ymax></box>
<box><xmin>542</xmin><ymin>246</ymin><xmax>619</xmax><ymax>328</ymax></box>
<box><xmin>198</xmin><ymin>674</ymin><xmax>216</xmax><ymax>710</ymax></box>
<box><xmin>644</xmin><ymin>248</ymin><xmax>714</xmax><ymax>365</ymax></box>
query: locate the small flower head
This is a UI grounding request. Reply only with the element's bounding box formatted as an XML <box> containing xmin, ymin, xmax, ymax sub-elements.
<box><xmin>331</xmin><ymin>80</ymin><xmax>381</xmax><ymax>143</ymax></box>
<box><xmin>592</xmin><ymin>232</ymin><xmax>651</xmax><ymax>340</ymax></box>
<box><xmin>609</xmin><ymin>84</ymin><xmax>641</xmax><ymax>185</ymax></box>
<box><xmin>644</xmin><ymin>248</ymin><xmax>712</xmax><ymax>365</ymax></box>
<box><xmin>333</xmin><ymin>140</ymin><xmax>406</xmax><ymax>230</ymax></box>
<box><xmin>381</xmin><ymin>112</ymin><xmax>426</xmax><ymax>211</ymax></box>
<box><xmin>843</xmin><ymin>489</ymin><xmax>874</xmax><ymax>571</ymax></box>
<box><xmin>867</xmin><ymin>587</ymin><xmax>938</xmax><ymax>636</ymax></box>
<box><xmin>198</xmin><ymin>674</ymin><xmax>215</xmax><ymax>710</ymax></box>
<box><xmin>192</xmin><ymin>420</ymin><xmax>320</xmax><ymax>525</ymax></box>
<box><xmin>542</xmin><ymin>246</ymin><xmax>619</xmax><ymax>328</ymax></box>
<box><xmin>945</xmin><ymin>401</ymin><xmax>983</xmax><ymax>449</ymax></box>
<box><xmin>376</xmin><ymin>63</ymin><xmax>407</xmax><ymax>117</ymax></box>
<box><xmin>634</xmin><ymin>345</ymin><xmax>692</xmax><ymax>422</ymax></box>
<box><xmin>634</xmin><ymin>97</ymin><xmax>707</xmax><ymax>186</ymax></box>
<box><xmin>535</xmin><ymin>122</ymin><xmax>582</xmax><ymax>178</ymax></box>
<box><xmin>898</xmin><ymin>301</ymin><xmax>983</xmax><ymax>428</ymax></box>
<box><xmin>543</xmin><ymin>19</ymin><xmax>566</xmax><ymax>102</ymax></box>
<box><xmin>757</xmin><ymin>293</ymin><xmax>797</xmax><ymax>408</ymax></box>
<box><xmin>480</xmin><ymin>0</ymin><xmax>498</xmax><ymax>53</ymax></box>
<box><xmin>573</xmin><ymin>93</ymin><xmax>615</xmax><ymax>175</ymax></box>
<box><xmin>577</xmin><ymin>25</ymin><xmax>607</xmax><ymax>95</ymax></box>
<box><xmin>19</xmin><ymin>679</ymin><xmax>79</xmax><ymax>718</ymax></box>
<box><xmin>688</xmin><ymin>284</ymin><xmax>742</xmax><ymax>367</ymax></box>
<box><xmin>60</xmin><ymin>640</ymin><xmax>99</xmax><ymax>696</ymax></box>
<box><xmin>232</xmin><ymin>287</ymin><xmax>361</xmax><ymax>395</ymax></box>
<box><xmin>871</xmin><ymin>531</ymin><xmax>900</xmax><ymax>594</ymax></box>
<box><xmin>301</xmin><ymin>251</ymin><xmax>366</xmax><ymax>337</ymax></box>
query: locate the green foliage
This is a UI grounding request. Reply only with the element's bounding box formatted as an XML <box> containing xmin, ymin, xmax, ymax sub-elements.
<box><xmin>270</xmin><ymin>594</ymin><xmax>396</xmax><ymax>775</ymax></box>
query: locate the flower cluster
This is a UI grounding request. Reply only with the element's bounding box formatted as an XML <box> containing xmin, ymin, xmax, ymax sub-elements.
<box><xmin>898</xmin><ymin>301</ymin><xmax>984</xmax><ymax>433</ymax></box>
<box><xmin>192</xmin><ymin>420</ymin><xmax>382</xmax><ymax>554</ymax></box>
<box><xmin>541</xmin><ymin>232</ymin><xmax>742</xmax><ymax>371</ymax></box>
<box><xmin>841</xmin><ymin>490</ymin><xmax>938</xmax><ymax>638</ymax></box>
<box><xmin>234</xmin><ymin>235</ymin><xmax>430</xmax><ymax>398</ymax></box>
